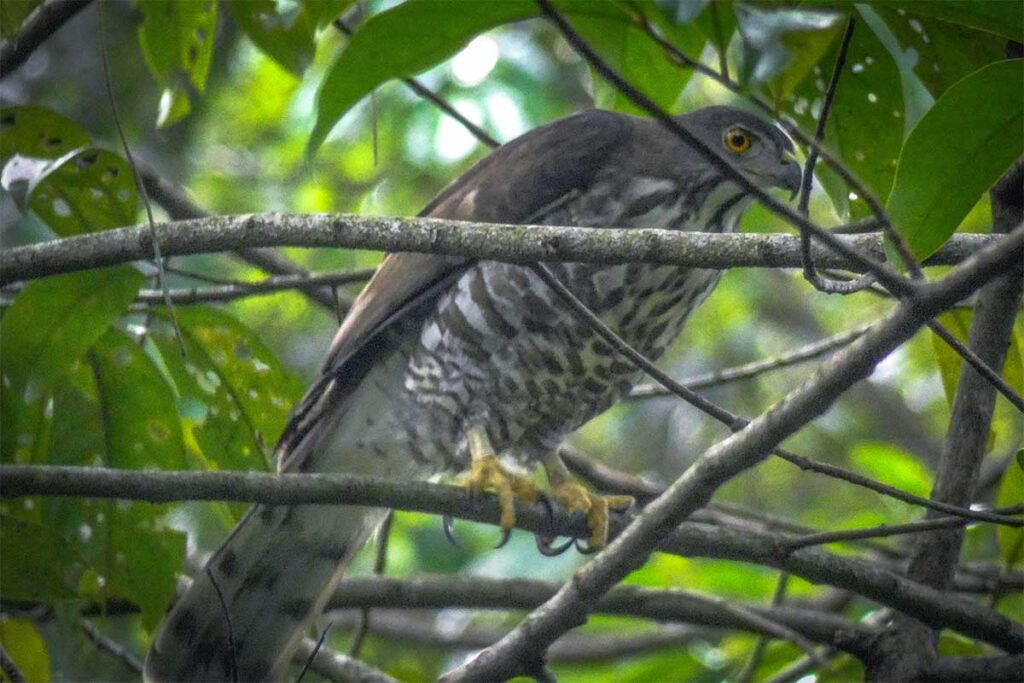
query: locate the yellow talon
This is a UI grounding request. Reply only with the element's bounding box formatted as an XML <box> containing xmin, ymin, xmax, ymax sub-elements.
<box><xmin>463</xmin><ymin>426</ymin><xmax>538</xmax><ymax>531</ymax></box>
<box><xmin>543</xmin><ymin>452</ymin><xmax>634</xmax><ymax>550</ymax></box>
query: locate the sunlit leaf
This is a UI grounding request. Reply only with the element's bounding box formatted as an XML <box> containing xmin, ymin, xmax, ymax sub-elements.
<box><xmin>849</xmin><ymin>442</ymin><xmax>931</xmax><ymax>506</ymax></box>
<box><xmin>931</xmin><ymin>310</ymin><xmax>973</xmax><ymax>406</ymax></box>
<box><xmin>309</xmin><ymin>0</ymin><xmax>536</xmax><ymax>154</ymax></box>
<box><xmin>88</xmin><ymin>328</ymin><xmax>188</xmax><ymax>471</ymax></box>
<box><xmin>887</xmin><ymin>60</ymin><xmax>1024</xmax><ymax>260</ymax></box>
<box><xmin>1</xmin><ymin>148</ymin><xmax>138</xmax><ymax>236</ymax></box>
<box><xmin>736</xmin><ymin>5</ymin><xmax>843</xmax><ymax>103</ymax></box>
<box><xmin>0</xmin><ymin>618</ymin><xmax>50</xmax><ymax>683</ymax></box>
<box><xmin>137</xmin><ymin>0</ymin><xmax>217</xmax><ymax>126</ymax></box>
<box><xmin>226</xmin><ymin>0</ymin><xmax>316</xmax><ymax>75</ymax></box>
<box><xmin>997</xmin><ymin>457</ymin><xmax>1023</xmax><ymax>568</ymax></box>
<box><xmin>149</xmin><ymin>307</ymin><xmax>303</xmax><ymax>472</ymax></box>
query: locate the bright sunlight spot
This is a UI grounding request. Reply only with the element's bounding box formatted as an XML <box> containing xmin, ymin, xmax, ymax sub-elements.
<box><xmin>451</xmin><ymin>36</ymin><xmax>499</xmax><ymax>87</ymax></box>
<box><xmin>435</xmin><ymin>100</ymin><xmax>484</xmax><ymax>160</ymax></box>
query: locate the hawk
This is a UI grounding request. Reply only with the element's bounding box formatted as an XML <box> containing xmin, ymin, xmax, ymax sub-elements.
<box><xmin>146</xmin><ymin>105</ymin><xmax>800</xmax><ymax>681</ymax></box>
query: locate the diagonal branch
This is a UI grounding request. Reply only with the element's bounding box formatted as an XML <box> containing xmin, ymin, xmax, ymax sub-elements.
<box><xmin>437</xmin><ymin>225</ymin><xmax>1023</xmax><ymax>681</ymax></box>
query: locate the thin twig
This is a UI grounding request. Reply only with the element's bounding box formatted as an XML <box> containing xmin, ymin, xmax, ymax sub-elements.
<box><xmin>927</xmin><ymin>319</ymin><xmax>1024</xmax><ymax>413</ymax></box>
<box><xmin>127</xmin><ymin>268</ymin><xmax>375</xmax><ymax>305</ymax></box>
<box><xmin>98</xmin><ymin>4</ymin><xmax>184</xmax><ymax>354</ymax></box>
<box><xmin>0</xmin><ymin>645</ymin><xmax>25</xmax><ymax>683</ymax></box>
<box><xmin>349</xmin><ymin>510</ymin><xmax>393</xmax><ymax>658</ymax></box>
<box><xmin>736</xmin><ymin>573</ymin><xmax>791</xmax><ymax>682</ymax></box>
<box><xmin>628</xmin><ymin>322</ymin><xmax>873</xmax><ymax>398</ymax></box>
<box><xmin>796</xmin><ymin>16</ymin><xmax>876</xmax><ymax>295</ymax></box>
<box><xmin>205</xmin><ymin>566</ymin><xmax>238</xmax><ymax>683</ymax></box>
<box><xmin>80</xmin><ymin>619</ymin><xmax>143</xmax><ymax>673</ymax></box>
<box><xmin>332</xmin><ymin>18</ymin><xmax>500</xmax><ymax>148</ymax></box>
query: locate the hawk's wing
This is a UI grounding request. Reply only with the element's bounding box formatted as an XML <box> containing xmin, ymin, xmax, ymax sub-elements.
<box><xmin>276</xmin><ymin>109</ymin><xmax>632</xmax><ymax>468</ymax></box>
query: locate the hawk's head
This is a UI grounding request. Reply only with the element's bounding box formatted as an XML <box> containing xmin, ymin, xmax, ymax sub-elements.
<box><xmin>680</xmin><ymin>105</ymin><xmax>802</xmax><ymax>199</ymax></box>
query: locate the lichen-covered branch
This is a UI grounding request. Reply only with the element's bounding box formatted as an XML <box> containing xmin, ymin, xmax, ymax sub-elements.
<box><xmin>0</xmin><ymin>212</ymin><xmax>996</xmax><ymax>286</ymax></box>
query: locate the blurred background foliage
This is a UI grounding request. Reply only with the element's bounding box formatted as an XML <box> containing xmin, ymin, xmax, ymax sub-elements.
<box><xmin>0</xmin><ymin>0</ymin><xmax>1021</xmax><ymax>681</ymax></box>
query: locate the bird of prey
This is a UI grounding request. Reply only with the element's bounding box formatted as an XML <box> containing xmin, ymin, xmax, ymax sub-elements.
<box><xmin>146</xmin><ymin>105</ymin><xmax>801</xmax><ymax>681</ymax></box>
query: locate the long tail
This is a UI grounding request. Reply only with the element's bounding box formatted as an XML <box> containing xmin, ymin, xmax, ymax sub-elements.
<box><xmin>145</xmin><ymin>503</ymin><xmax>385</xmax><ymax>681</ymax></box>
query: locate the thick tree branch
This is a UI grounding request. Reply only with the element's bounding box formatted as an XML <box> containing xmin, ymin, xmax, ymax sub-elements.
<box><xmin>0</xmin><ymin>214</ymin><xmax>995</xmax><ymax>285</ymax></box>
<box><xmin>0</xmin><ymin>0</ymin><xmax>92</xmax><ymax>78</ymax></box>
<box><xmin>325</xmin><ymin>575</ymin><xmax>872</xmax><ymax>654</ymax></box>
<box><xmin>3</xmin><ymin>464</ymin><xmax>1021</xmax><ymax>653</ymax></box>
<box><xmin>868</xmin><ymin>163</ymin><xmax>1024</xmax><ymax>680</ymax></box>
<box><xmin>438</xmin><ymin>227</ymin><xmax>1024</xmax><ymax>681</ymax></box>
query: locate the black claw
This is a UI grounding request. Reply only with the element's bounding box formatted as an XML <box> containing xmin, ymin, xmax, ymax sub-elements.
<box><xmin>442</xmin><ymin>514</ymin><xmax>463</xmax><ymax>549</ymax></box>
<box><xmin>536</xmin><ymin>492</ymin><xmax>557</xmax><ymax>529</ymax></box>
<box><xmin>535</xmin><ymin>534</ymin><xmax>575</xmax><ymax>556</ymax></box>
<box><xmin>574</xmin><ymin>538</ymin><xmax>599</xmax><ymax>555</ymax></box>
<box><xmin>494</xmin><ymin>527</ymin><xmax>512</xmax><ymax>549</ymax></box>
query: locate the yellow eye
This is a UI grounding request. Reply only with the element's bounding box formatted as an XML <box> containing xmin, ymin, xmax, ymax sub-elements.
<box><xmin>724</xmin><ymin>127</ymin><xmax>752</xmax><ymax>154</ymax></box>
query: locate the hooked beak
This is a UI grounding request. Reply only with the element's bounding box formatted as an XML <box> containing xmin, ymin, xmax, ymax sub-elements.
<box><xmin>775</xmin><ymin>160</ymin><xmax>803</xmax><ymax>201</ymax></box>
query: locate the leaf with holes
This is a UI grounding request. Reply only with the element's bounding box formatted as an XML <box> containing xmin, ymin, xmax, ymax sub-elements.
<box><xmin>150</xmin><ymin>307</ymin><xmax>303</xmax><ymax>472</ymax></box>
<box><xmin>887</xmin><ymin>0</ymin><xmax>1023</xmax><ymax>42</ymax></box>
<box><xmin>88</xmin><ymin>328</ymin><xmax>188</xmax><ymax>471</ymax></box>
<box><xmin>1</xmin><ymin>147</ymin><xmax>138</xmax><ymax>235</ymax></box>
<box><xmin>887</xmin><ymin>60</ymin><xmax>1024</xmax><ymax>260</ymax></box>
<box><xmin>226</xmin><ymin>0</ymin><xmax>317</xmax><ymax>75</ymax></box>
<box><xmin>137</xmin><ymin>0</ymin><xmax>217</xmax><ymax>127</ymax></box>
<box><xmin>0</xmin><ymin>106</ymin><xmax>90</xmax><ymax>165</ymax></box>
<box><xmin>787</xmin><ymin>23</ymin><xmax>904</xmax><ymax>218</ymax></box>
<box><xmin>876</xmin><ymin>6</ymin><xmax>1005</xmax><ymax>100</ymax></box>
<box><xmin>309</xmin><ymin>0</ymin><xmax>536</xmax><ymax>154</ymax></box>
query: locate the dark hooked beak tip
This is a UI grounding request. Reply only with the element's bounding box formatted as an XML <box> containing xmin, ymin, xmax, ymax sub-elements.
<box><xmin>778</xmin><ymin>161</ymin><xmax>803</xmax><ymax>201</ymax></box>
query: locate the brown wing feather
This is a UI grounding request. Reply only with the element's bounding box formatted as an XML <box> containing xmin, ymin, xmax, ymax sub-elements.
<box><xmin>275</xmin><ymin>109</ymin><xmax>633</xmax><ymax>467</ymax></box>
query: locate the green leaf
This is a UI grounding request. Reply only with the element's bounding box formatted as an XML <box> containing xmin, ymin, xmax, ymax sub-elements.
<box><xmin>886</xmin><ymin>0</ymin><xmax>1023</xmax><ymax>42</ymax></box>
<box><xmin>0</xmin><ymin>1</ymin><xmax>42</xmax><ymax>39</ymax></box>
<box><xmin>0</xmin><ymin>619</ymin><xmax>50</xmax><ymax>683</ymax></box>
<box><xmin>226</xmin><ymin>0</ymin><xmax>316</xmax><ymax>75</ymax></box>
<box><xmin>150</xmin><ymin>307</ymin><xmax>303</xmax><ymax>471</ymax></box>
<box><xmin>849</xmin><ymin>442</ymin><xmax>931</xmax><ymax>511</ymax></box>
<box><xmin>1</xmin><ymin>267</ymin><xmax>143</xmax><ymax>398</ymax></box>
<box><xmin>0</xmin><ymin>267</ymin><xmax>142</xmax><ymax>463</ymax></box>
<box><xmin>736</xmin><ymin>5</ymin><xmax>843</xmax><ymax>103</ymax></box>
<box><xmin>137</xmin><ymin>0</ymin><xmax>218</xmax><ymax>127</ymax></box>
<box><xmin>1</xmin><ymin>148</ymin><xmax>138</xmax><ymax>236</ymax></box>
<box><xmin>875</xmin><ymin>7</ymin><xmax>1005</xmax><ymax>99</ymax></box>
<box><xmin>309</xmin><ymin>0</ymin><xmax>536</xmax><ymax>154</ymax></box>
<box><xmin>88</xmin><ymin>328</ymin><xmax>188</xmax><ymax>471</ymax></box>
<box><xmin>787</xmin><ymin>24</ymin><xmax>904</xmax><ymax>218</ymax></box>
<box><xmin>887</xmin><ymin>60</ymin><xmax>1024</xmax><ymax>260</ymax></box>
<box><xmin>0</xmin><ymin>106</ymin><xmax>91</xmax><ymax>166</ymax></box>
<box><xmin>931</xmin><ymin>309</ymin><xmax>974</xmax><ymax>406</ymax></box>
<box><xmin>566</xmin><ymin>2</ymin><xmax>695</xmax><ymax>115</ymax></box>
<box><xmin>997</xmin><ymin>457</ymin><xmax>1024</xmax><ymax>568</ymax></box>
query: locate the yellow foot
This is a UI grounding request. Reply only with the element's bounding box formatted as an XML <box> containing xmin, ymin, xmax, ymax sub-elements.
<box><xmin>548</xmin><ymin>479</ymin><xmax>634</xmax><ymax>550</ymax></box>
<box><xmin>462</xmin><ymin>447</ymin><xmax>539</xmax><ymax>532</ymax></box>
